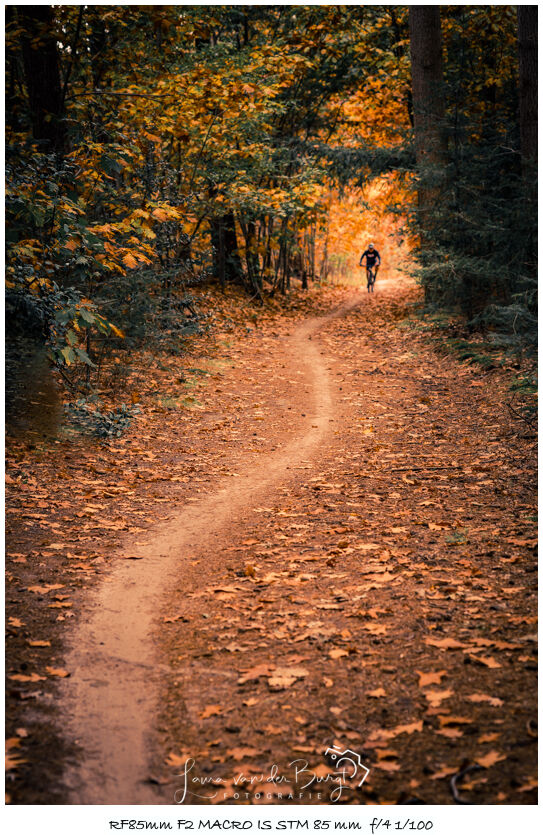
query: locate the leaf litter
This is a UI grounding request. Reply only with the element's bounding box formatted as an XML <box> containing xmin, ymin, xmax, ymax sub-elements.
<box><xmin>5</xmin><ymin>280</ymin><xmax>537</xmax><ymax>804</ymax></box>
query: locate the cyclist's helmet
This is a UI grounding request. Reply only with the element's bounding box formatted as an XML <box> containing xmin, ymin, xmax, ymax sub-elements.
<box><xmin>369</xmin><ymin>243</ymin><xmax>375</xmax><ymax>249</ymax></box>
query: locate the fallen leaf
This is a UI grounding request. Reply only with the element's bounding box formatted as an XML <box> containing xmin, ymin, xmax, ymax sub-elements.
<box><xmin>374</xmin><ymin>760</ymin><xmax>401</xmax><ymax>772</ymax></box>
<box><xmin>468</xmin><ymin>655</ymin><xmax>501</xmax><ymax>669</ymax></box>
<box><xmin>8</xmin><ymin>672</ymin><xmax>46</xmax><ymax>683</ymax></box>
<box><xmin>200</xmin><ymin>705</ymin><xmax>222</xmax><ymax>719</ymax></box>
<box><xmin>46</xmin><ymin>667</ymin><xmax>70</xmax><ymax>678</ymax></box>
<box><xmin>425</xmin><ymin>637</ymin><xmax>466</xmax><ymax>650</ymax></box>
<box><xmin>436</xmin><ymin>728</ymin><xmax>464</xmax><ymax>739</ymax></box>
<box><xmin>417</xmin><ymin>670</ymin><xmax>447</xmax><ymax>687</ymax></box>
<box><xmin>367</xmin><ymin>687</ymin><xmax>386</xmax><ymax>698</ymax></box>
<box><xmin>5</xmin><ymin>738</ymin><xmax>26</xmax><ymax>771</ymax></box>
<box><xmin>237</xmin><ymin>664</ymin><xmax>274</xmax><ymax>685</ymax></box>
<box><xmin>431</xmin><ymin>766</ymin><xmax>458</xmax><ymax>780</ymax></box>
<box><xmin>517</xmin><ymin>778</ymin><xmax>537</xmax><ymax>792</ymax></box>
<box><xmin>467</xmin><ymin>693</ymin><xmax>504</xmax><ymax>707</ymax></box>
<box><xmin>8</xmin><ymin>617</ymin><xmax>24</xmax><ymax>628</ymax></box>
<box><xmin>226</xmin><ymin>747</ymin><xmax>259</xmax><ymax>761</ymax></box>
<box><xmin>475</xmin><ymin>750</ymin><xmax>506</xmax><ymax>768</ymax></box>
<box><xmin>27</xmin><ymin>640</ymin><xmax>51</xmax><ymax>648</ymax></box>
<box><xmin>424</xmin><ymin>689</ymin><xmax>454</xmax><ymax>707</ymax></box>
<box><xmin>329</xmin><ymin>648</ymin><xmax>349</xmax><ymax>660</ymax></box>
<box><xmin>267</xmin><ymin>666</ymin><xmax>308</xmax><ymax>689</ymax></box>
<box><xmin>27</xmin><ymin>584</ymin><xmax>64</xmax><ymax>594</ymax></box>
<box><xmin>263</xmin><ymin>725</ymin><xmax>283</xmax><ymax>735</ymax></box>
<box><xmin>393</xmin><ymin>720</ymin><xmax>423</xmax><ymax>736</ymax></box>
<box><xmin>478</xmin><ymin>733</ymin><xmax>500</xmax><ymax>743</ymax></box>
<box><xmin>439</xmin><ymin>715</ymin><xmax>472</xmax><ymax>727</ymax></box>
<box><xmin>363</xmin><ymin>623</ymin><xmax>388</xmax><ymax>636</ymax></box>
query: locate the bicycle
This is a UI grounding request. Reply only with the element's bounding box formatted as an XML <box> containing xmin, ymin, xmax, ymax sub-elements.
<box><xmin>366</xmin><ymin>266</ymin><xmax>376</xmax><ymax>293</ymax></box>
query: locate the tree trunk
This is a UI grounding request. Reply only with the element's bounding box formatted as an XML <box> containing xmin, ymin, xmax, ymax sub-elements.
<box><xmin>517</xmin><ymin>6</ymin><xmax>537</xmax><ymax>274</ymax></box>
<box><xmin>409</xmin><ymin>6</ymin><xmax>446</xmax><ymax>167</ymax></box>
<box><xmin>211</xmin><ymin>212</ymin><xmax>243</xmax><ymax>286</ymax></box>
<box><xmin>241</xmin><ymin>220</ymin><xmax>262</xmax><ymax>297</ymax></box>
<box><xmin>409</xmin><ymin>6</ymin><xmax>447</xmax><ymax>301</ymax></box>
<box><xmin>517</xmin><ymin>6</ymin><xmax>537</xmax><ymax>168</ymax></box>
<box><xmin>18</xmin><ymin>5</ymin><xmax>65</xmax><ymax>153</ymax></box>
<box><xmin>408</xmin><ymin>5</ymin><xmax>447</xmax><ymax>236</ymax></box>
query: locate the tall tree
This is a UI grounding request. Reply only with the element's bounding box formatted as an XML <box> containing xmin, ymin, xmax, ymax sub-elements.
<box><xmin>17</xmin><ymin>5</ymin><xmax>65</xmax><ymax>152</ymax></box>
<box><xmin>517</xmin><ymin>6</ymin><xmax>537</xmax><ymax>168</ymax></box>
<box><xmin>408</xmin><ymin>5</ymin><xmax>446</xmax><ymax>225</ymax></box>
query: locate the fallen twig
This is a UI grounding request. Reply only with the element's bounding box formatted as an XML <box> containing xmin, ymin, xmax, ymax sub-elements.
<box><xmin>450</xmin><ymin>764</ymin><xmax>483</xmax><ymax>804</ymax></box>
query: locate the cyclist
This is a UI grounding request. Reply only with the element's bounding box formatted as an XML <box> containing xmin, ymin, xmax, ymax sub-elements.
<box><xmin>359</xmin><ymin>243</ymin><xmax>381</xmax><ymax>291</ymax></box>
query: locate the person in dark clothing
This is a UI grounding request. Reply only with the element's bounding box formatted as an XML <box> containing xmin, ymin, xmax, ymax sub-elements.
<box><xmin>359</xmin><ymin>244</ymin><xmax>381</xmax><ymax>287</ymax></box>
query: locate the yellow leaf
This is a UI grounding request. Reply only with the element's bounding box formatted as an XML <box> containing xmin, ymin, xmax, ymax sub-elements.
<box><xmin>109</xmin><ymin>323</ymin><xmax>125</xmax><ymax>339</ymax></box>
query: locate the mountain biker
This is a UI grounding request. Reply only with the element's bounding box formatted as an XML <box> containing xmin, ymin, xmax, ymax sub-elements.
<box><xmin>359</xmin><ymin>244</ymin><xmax>381</xmax><ymax>288</ymax></box>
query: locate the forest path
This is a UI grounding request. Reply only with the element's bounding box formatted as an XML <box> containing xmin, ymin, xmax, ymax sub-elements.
<box><xmin>49</xmin><ymin>275</ymin><xmax>536</xmax><ymax>806</ymax></box>
<box><xmin>60</xmin><ymin>291</ymin><xmax>363</xmax><ymax>804</ymax></box>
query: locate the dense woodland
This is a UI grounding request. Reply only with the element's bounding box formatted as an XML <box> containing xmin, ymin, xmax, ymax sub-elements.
<box><xmin>5</xmin><ymin>5</ymin><xmax>537</xmax><ymax>390</ymax></box>
<box><xmin>4</xmin><ymin>7</ymin><xmax>538</xmax><ymax>810</ymax></box>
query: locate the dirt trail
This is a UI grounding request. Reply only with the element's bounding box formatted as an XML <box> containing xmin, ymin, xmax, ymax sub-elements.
<box><xmin>149</xmin><ymin>277</ymin><xmax>536</xmax><ymax>807</ymax></box>
<box><xmin>60</xmin><ymin>296</ymin><xmax>360</xmax><ymax>804</ymax></box>
<box><xmin>7</xmin><ymin>277</ymin><xmax>536</xmax><ymax>806</ymax></box>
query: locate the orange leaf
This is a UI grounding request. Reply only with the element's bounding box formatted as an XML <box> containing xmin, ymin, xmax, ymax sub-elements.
<box><xmin>467</xmin><ymin>693</ymin><xmax>503</xmax><ymax>707</ymax></box>
<box><xmin>425</xmin><ymin>637</ymin><xmax>466</xmax><ymax>650</ymax></box>
<box><xmin>417</xmin><ymin>670</ymin><xmax>447</xmax><ymax>687</ymax></box>
<box><xmin>8</xmin><ymin>672</ymin><xmax>46</xmax><ymax>683</ymax></box>
<box><xmin>329</xmin><ymin>648</ymin><xmax>349</xmax><ymax>660</ymax></box>
<box><xmin>424</xmin><ymin>689</ymin><xmax>454</xmax><ymax>707</ymax></box>
<box><xmin>475</xmin><ymin>750</ymin><xmax>506</xmax><ymax>768</ymax></box>
<box><xmin>122</xmin><ymin>252</ymin><xmax>138</xmax><ymax>269</ymax></box>
<box><xmin>199</xmin><ymin>705</ymin><xmax>222</xmax><ymax>719</ymax></box>
<box><xmin>468</xmin><ymin>655</ymin><xmax>501</xmax><ymax>669</ymax></box>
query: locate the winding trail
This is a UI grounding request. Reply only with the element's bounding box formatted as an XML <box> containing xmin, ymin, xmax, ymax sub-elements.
<box><xmin>61</xmin><ymin>296</ymin><xmax>360</xmax><ymax>804</ymax></box>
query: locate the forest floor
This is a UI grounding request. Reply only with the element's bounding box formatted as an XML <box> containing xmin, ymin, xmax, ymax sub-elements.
<box><xmin>5</xmin><ymin>274</ymin><xmax>537</xmax><ymax>806</ymax></box>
